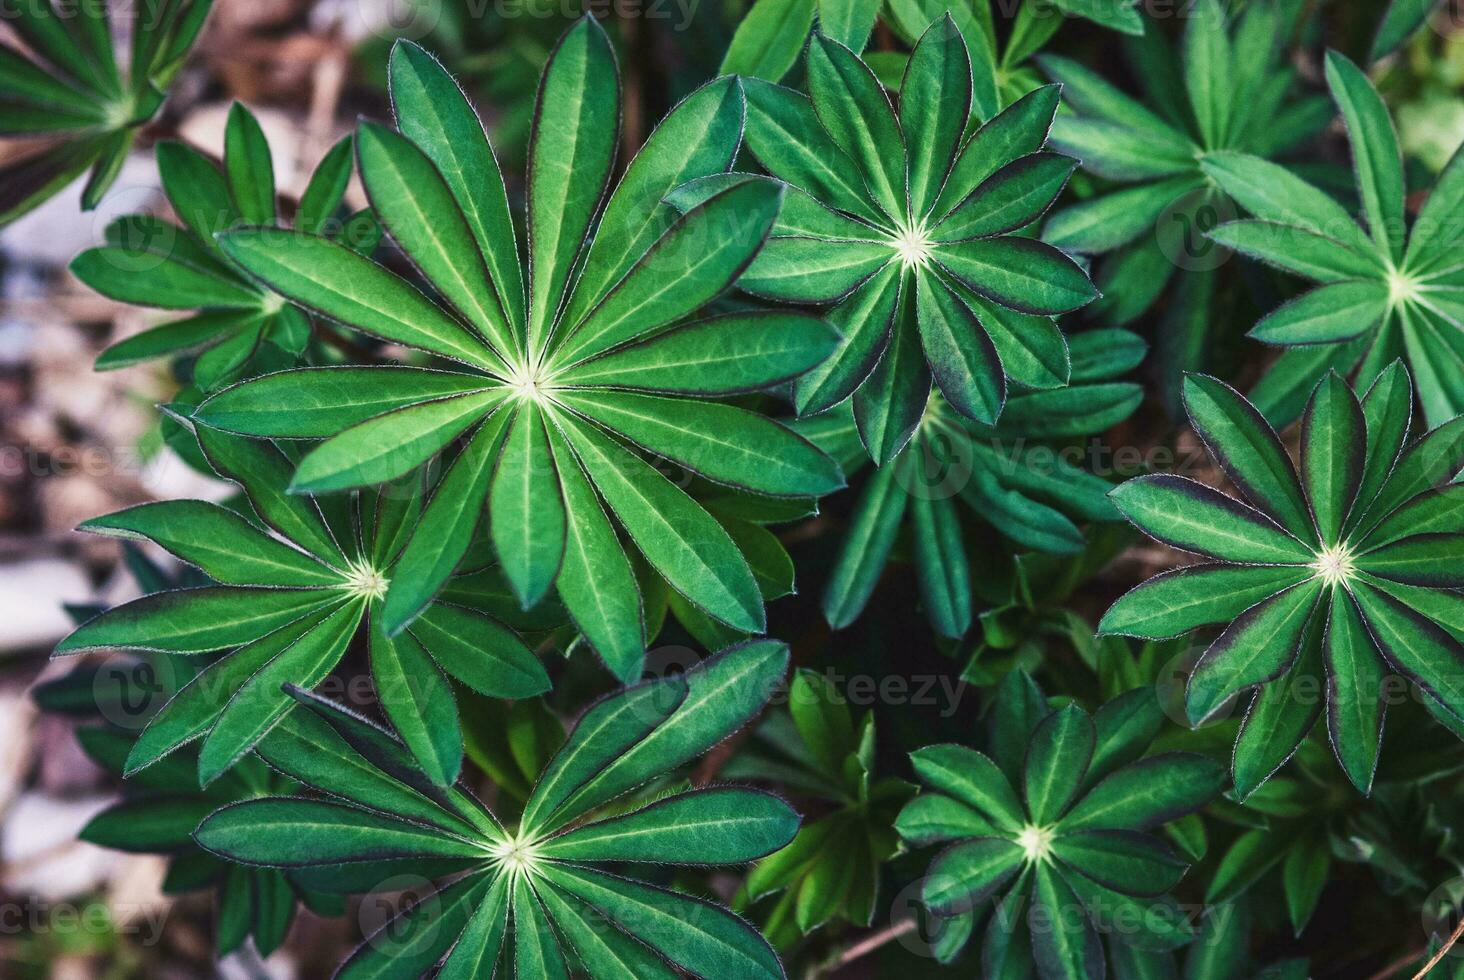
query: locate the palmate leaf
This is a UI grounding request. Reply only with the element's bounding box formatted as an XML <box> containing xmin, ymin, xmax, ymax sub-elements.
<box><xmin>72</xmin><ymin>108</ymin><xmax>357</xmax><ymax>389</ymax></box>
<box><xmin>1202</xmin><ymin>50</ymin><xmax>1464</xmax><ymax>428</ymax></box>
<box><xmin>1039</xmin><ymin>1</ymin><xmax>1329</xmax><ymax>406</ymax></box>
<box><xmin>193</xmin><ymin>20</ymin><xmax>841</xmax><ymax>681</ymax></box>
<box><xmin>57</xmin><ymin>427</ymin><xmax>548</xmax><ymax>788</ymax></box>
<box><xmin>0</xmin><ymin>0</ymin><xmax>212</xmax><ymax>224</ymax></box>
<box><xmin>737</xmin><ymin>18</ymin><xmax>1094</xmax><ymax>464</ymax></box>
<box><xmin>1102</xmin><ymin>363</ymin><xmax>1464</xmax><ymax>795</ymax></box>
<box><xmin>800</xmin><ymin>329</ymin><xmax>1143</xmax><ymax>637</ymax></box>
<box><xmin>195</xmin><ymin>641</ymin><xmax>797</xmax><ymax>979</ymax></box>
<box><xmin>896</xmin><ymin>678</ymin><xmax>1221</xmax><ymax>972</ymax></box>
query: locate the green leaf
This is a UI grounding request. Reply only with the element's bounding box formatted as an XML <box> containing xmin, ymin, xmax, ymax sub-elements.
<box><xmin>513</xmin><ymin>877</ymin><xmax>569</xmax><ymax>978</ymax></box>
<box><xmin>527</xmin><ymin>15</ymin><xmax>619</xmax><ymax>356</ymax></box>
<box><xmin>437</xmin><ymin>875</ymin><xmax>511</xmax><ymax>980</ymax></box>
<box><xmin>544</xmin><ymin>865</ymin><xmax>783</xmax><ymax>980</ymax></box>
<box><xmin>911</xmin><ymin>489</ymin><xmax>973</xmax><ymax>639</ymax></box>
<box><xmin>1325</xmin><ymin>51</ymin><xmax>1405</xmax><ymax>262</ymax></box>
<box><xmin>1186</xmin><ymin>579</ymin><xmax>1324</xmax><ymax>725</ymax></box>
<box><xmin>823</xmin><ymin>460</ymin><xmax>908</xmax><ymax>628</ymax></box>
<box><xmin>1100</xmin><ymin>563</ymin><xmax>1310</xmax><ymax>639</ymax></box>
<box><xmin>1052</xmin><ymin>829</ymin><xmax>1188</xmax><ymax>896</ymax></box>
<box><xmin>369</xmin><ymin>622</ymin><xmax>461</xmax><ymax>787</ymax></box>
<box><xmin>1248</xmin><ymin>282</ymin><xmax>1389</xmax><ymax>346</ymax></box>
<box><xmin>933</xmin><ymin>84</ymin><xmax>1062</xmax><ymax>222</ymax></box>
<box><xmin>356</xmin><ymin>120</ymin><xmax>515</xmax><ymax>362</ymax></box>
<box><xmin>57</xmin><ymin>586</ymin><xmax>335</xmax><ymax>655</ymax></box>
<box><xmin>82</xmin><ymin>797</ymin><xmax>220</xmax><ymax>854</ymax></box>
<box><xmin>535</xmin><ymin>881</ymin><xmax>679</xmax><ymax>980</ymax></box>
<box><xmin>70</xmin><ymin>246</ymin><xmax>261</xmax><ymax>311</ymax></box>
<box><xmin>795</xmin><ymin>264</ymin><xmax>902</xmax><ymax>415</ymax></box>
<box><xmin>1110</xmin><ymin>475</ymin><xmax>1314</xmax><ymax>563</ymax></box>
<box><xmin>1031</xmin><ymin>863</ymin><xmax>1102</xmax><ymax>980</ymax></box>
<box><xmin>1045</xmin><ymin>177</ymin><xmax>1200</xmax><ymax>254</ymax></box>
<box><xmin>1061</xmin><ymin>754</ymin><xmax>1225</xmax><ymax>832</ymax></box>
<box><xmin>337</xmin><ymin>872</ymin><xmax>494</xmax><ymax>980</ymax></box>
<box><xmin>196</xmin><ymin>799</ymin><xmax>483</xmax><ymax>868</ymax></box>
<box><xmin>390</xmin><ymin>41</ymin><xmax>525</xmax><ymax>336</ymax></box>
<box><xmin>198</xmin><ymin>600</ymin><xmax>360</xmax><ymax>784</ymax></box>
<box><xmin>722</xmin><ymin>0</ymin><xmax>816</xmax><ymax>82</ymax></box>
<box><xmin>1300</xmin><ymin>371</ymin><xmax>1366</xmax><ymax>543</ymax></box>
<box><xmin>1354</xmin><ymin>414</ymin><xmax>1464</xmax><ymax>540</ymax></box>
<box><xmin>555</xmin><ymin>177</ymin><xmax>783</xmax><ymax>365</ymax></box>
<box><xmin>895</xmin><ymin>794</ymin><xmax>997</xmax><ymax>845</ymax></box>
<box><xmin>1182</xmin><ymin>374</ymin><xmax>1313</xmax><ymax>537</ymax></box>
<box><xmin>902</xmin><ymin>16</ymin><xmax>971</xmax><ymax>218</ymax></box>
<box><xmin>1349</xmin><ymin>360</ymin><xmax>1415</xmax><ymax>534</ymax></box>
<box><xmin>1206</xmin><ymin>221</ymin><xmax>1382</xmax><ymax>282</ymax></box>
<box><xmin>157</xmin><ymin>141</ymin><xmax>240</xmax><ymax>255</ymax></box>
<box><xmin>1353</xmin><ymin>577</ymin><xmax>1464</xmax><ymax>721</ymax></box>
<box><xmin>1183</xmin><ymin>0</ymin><xmax>1233</xmax><ymax>149</ymax></box>
<box><xmin>561</xmin><ymin>311</ymin><xmax>836</xmax><ymax>395</ymax></box>
<box><xmin>539</xmin><ymin>788</ymin><xmax>798</xmax><ymax>863</ymax></box>
<box><xmin>520</xmin><ymin>677</ymin><xmax>688</xmax><ymax>835</ymax></box>
<box><xmin>1324</xmin><ymin>588</ymin><xmax>1385</xmax><ymax>794</ymax></box>
<box><xmin>789</xmin><ymin>668</ymin><xmax>858</xmax><ymax>774</ymax></box>
<box><xmin>1372</xmin><ymin>0</ymin><xmax>1442</xmax><ymax>61</ymax></box>
<box><xmin>563</xmin><ymin>390</ymin><xmax>842</xmax><ymax>499</ymax></box>
<box><xmin>546</xmin><ymin>640</ymin><xmax>787</xmax><ymax>830</ymax></box>
<box><xmin>224</xmin><ymin>102</ymin><xmax>275</xmax><ymax>225</ymax></box>
<box><xmin>127</xmin><ymin>612</ymin><xmax>326</xmax><ymax>774</ymax></box>
<box><xmin>853</xmin><ymin>303</ymin><xmax>930</xmax><ymax>464</ymax></box>
<box><xmin>290</xmin><ymin>390</ymin><xmax>503</xmax><ymax>493</ymax></box>
<box><xmin>742</xmin><ymin>78</ymin><xmax>885</xmax><ymax>222</ymax></box>
<box><xmin>544</xmin><ymin>423</ymin><xmax>645</xmax><ymax>681</ymax></box>
<box><xmin>381</xmin><ymin>411</ymin><xmax>511</xmax><ymax>634</ymax></box>
<box><xmin>911</xmin><ymin>745</ymin><xmax>1025</xmax><ymax>832</ymax></box>
<box><xmin>741</xmin><ymin>236</ymin><xmax>893</xmax><ymax>304</ymax></box>
<box><xmin>1231</xmin><ymin>621</ymin><xmax>1324</xmax><ymax>799</ymax></box>
<box><xmin>915</xmin><ymin>271</ymin><xmax>1004</xmax><ymax>424</ymax></box>
<box><xmin>556</xmin><ymin>411</ymin><xmax>764</xmax><ymax>633</ymax></box>
<box><xmin>259</xmin><ymin>709</ymin><xmax>481</xmax><ymax>837</ymax></box>
<box><xmin>195</xmin><ymin>367</ymin><xmax>495</xmax><ymax>438</ymax></box>
<box><xmin>1200</xmin><ymin>151</ymin><xmax>1372</xmax><ymax>256</ymax></box>
<box><xmin>489</xmin><ymin>404</ymin><xmax>565</xmax><ymax>608</ymax></box>
<box><xmin>1282</xmin><ymin>834</ymin><xmax>1330</xmax><ymax>935</ymax></box>
<box><xmin>806</xmin><ymin>32</ymin><xmax>905</xmax><ymax>216</ymax></box>
<box><xmin>935</xmin><ymin>237</ymin><xmax>1097</xmax><ymax>315</ymax></box>
<box><xmin>80</xmin><ymin>500</ymin><xmax>339</xmax><ymax>586</ymax></box>
<box><xmin>410</xmin><ymin>601</ymin><xmax>549</xmax><ymax>698</ymax></box>
<box><xmin>1024</xmin><ymin>704</ymin><xmax>1094</xmax><ymax>824</ymax></box>
<box><xmin>295</xmin><ymin>135</ymin><xmax>353</xmax><ymax>236</ymax></box>
<box><xmin>218</xmin><ymin>229</ymin><xmax>500</xmax><ymax>371</ymax></box>
<box><xmin>936</xmin><ymin>153</ymin><xmax>1077</xmax><ymax>242</ymax></box>
<box><xmin>923</xmin><ymin>837</ymin><xmax>1025</xmax><ymax>916</ymax></box>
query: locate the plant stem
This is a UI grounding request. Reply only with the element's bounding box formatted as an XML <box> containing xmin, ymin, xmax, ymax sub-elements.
<box><xmin>1411</xmin><ymin>912</ymin><xmax>1464</xmax><ymax>980</ymax></box>
<box><xmin>808</xmin><ymin>917</ymin><xmax>919</xmax><ymax>978</ymax></box>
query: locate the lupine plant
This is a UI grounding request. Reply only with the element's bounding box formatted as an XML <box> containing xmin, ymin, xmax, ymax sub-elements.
<box><xmin>0</xmin><ymin>0</ymin><xmax>212</xmax><ymax>224</ymax></box>
<box><xmin>57</xmin><ymin>425</ymin><xmax>552</xmax><ymax>787</ymax></box>
<box><xmin>1203</xmin><ymin>50</ymin><xmax>1464</xmax><ymax>427</ymax></box>
<box><xmin>727</xmin><ymin>18</ymin><xmax>1097</xmax><ymax>464</ymax></box>
<box><xmin>196</xmin><ymin>642</ymin><xmax>796</xmax><ymax>978</ymax></box>
<box><xmin>896</xmin><ymin>671</ymin><xmax>1226</xmax><ymax>977</ymax></box>
<box><xmin>189</xmin><ymin>24</ymin><xmax>843</xmax><ymax>680</ymax></box>
<box><xmin>1041</xmin><ymin>0</ymin><xmax>1331</xmax><ymax>402</ymax></box>
<box><xmin>23</xmin><ymin>1</ymin><xmax>1464</xmax><ymax>976</ymax></box>
<box><xmin>1102</xmin><ymin>365</ymin><xmax>1464</xmax><ymax>796</ymax></box>
<box><xmin>70</xmin><ymin>104</ymin><xmax>362</xmax><ymax>389</ymax></box>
